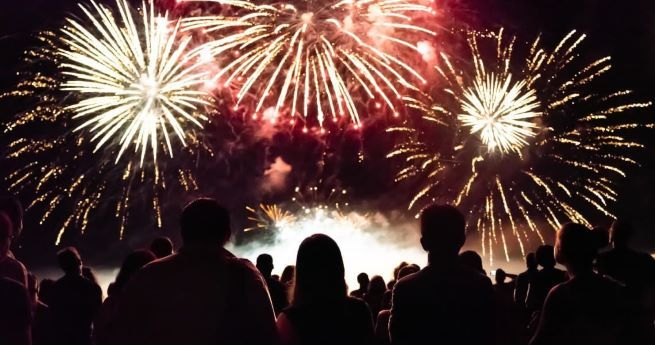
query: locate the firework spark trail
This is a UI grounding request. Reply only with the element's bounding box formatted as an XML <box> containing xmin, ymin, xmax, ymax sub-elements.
<box><xmin>180</xmin><ymin>0</ymin><xmax>436</xmax><ymax>128</ymax></box>
<box><xmin>60</xmin><ymin>0</ymin><xmax>211</xmax><ymax>167</ymax></box>
<box><xmin>388</xmin><ymin>29</ymin><xmax>652</xmax><ymax>261</ymax></box>
<box><xmin>1</xmin><ymin>0</ymin><xmax>213</xmax><ymax>244</ymax></box>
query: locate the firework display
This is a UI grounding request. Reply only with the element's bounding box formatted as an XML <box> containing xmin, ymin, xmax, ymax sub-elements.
<box><xmin>388</xmin><ymin>29</ymin><xmax>652</xmax><ymax>263</ymax></box>
<box><xmin>180</xmin><ymin>0</ymin><xmax>436</xmax><ymax>128</ymax></box>
<box><xmin>1</xmin><ymin>0</ymin><xmax>213</xmax><ymax>243</ymax></box>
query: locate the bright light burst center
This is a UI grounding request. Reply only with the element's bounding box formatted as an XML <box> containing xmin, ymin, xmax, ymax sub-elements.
<box><xmin>458</xmin><ymin>73</ymin><xmax>541</xmax><ymax>154</ymax></box>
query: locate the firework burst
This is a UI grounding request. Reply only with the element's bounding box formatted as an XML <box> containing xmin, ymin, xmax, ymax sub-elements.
<box><xmin>60</xmin><ymin>0</ymin><xmax>211</xmax><ymax>166</ymax></box>
<box><xmin>180</xmin><ymin>0</ymin><xmax>436</xmax><ymax>128</ymax></box>
<box><xmin>1</xmin><ymin>0</ymin><xmax>214</xmax><ymax>243</ymax></box>
<box><xmin>388</xmin><ymin>29</ymin><xmax>652</xmax><ymax>263</ymax></box>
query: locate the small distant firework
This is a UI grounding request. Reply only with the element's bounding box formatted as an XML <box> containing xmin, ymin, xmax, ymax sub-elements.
<box><xmin>1</xmin><ymin>0</ymin><xmax>214</xmax><ymax>243</ymax></box>
<box><xmin>246</xmin><ymin>203</ymin><xmax>296</xmax><ymax>231</ymax></box>
<box><xmin>181</xmin><ymin>0</ymin><xmax>436</xmax><ymax>128</ymax></box>
<box><xmin>60</xmin><ymin>0</ymin><xmax>210</xmax><ymax>166</ymax></box>
<box><xmin>389</xmin><ymin>29</ymin><xmax>652</xmax><ymax>263</ymax></box>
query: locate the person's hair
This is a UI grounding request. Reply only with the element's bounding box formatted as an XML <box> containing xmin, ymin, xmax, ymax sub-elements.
<box><xmin>113</xmin><ymin>249</ymin><xmax>156</xmax><ymax>295</ymax></box>
<box><xmin>57</xmin><ymin>247</ymin><xmax>82</xmax><ymax>274</ymax></box>
<box><xmin>180</xmin><ymin>198</ymin><xmax>231</xmax><ymax>245</ymax></box>
<box><xmin>420</xmin><ymin>204</ymin><xmax>466</xmax><ymax>254</ymax></box>
<box><xmin>0</xmin><ymin>195</ymin><xmax>22</xmax><ymax>234</ymax></box>
<box><xmin>591</xmin><ymin>226</ymin><xmax>610</xmax><ymax>251</ymax></box>
<box><xmin>393</xmin><ymin>262</ymin><xmax>408</xmax><ymax>280</ymax></box>
<box><xmin>610</xmin><ymin>219</ymin><xmax>633</xmax><ymax>247</ymax></box>
<box><xmin>149</xmin><ymin>237</ymin><xmax>174</xmax><ymax>258</ymax></box>
<box><xmin>292</xmin><ymin>234</ymin><xmax>346</xmax><ymax>307</ymax></box>
<box><xmin>556</xmin><ymin>223</ymin><xmax>596</xmax><ymax>271</ymax></box>
<box><xmin>256</xmin><ymin>254</ymin><xmax>274</xmax><ymax>276</ymax></box>
<box><xmin>280</xmin><ymin>265</ymin><xmax>295</xmax><ymax>285</ymax></box>
<box><xmin>526</xmin><ymin>252</ymin><xmax>537</xmax><ymax>270</ymax></box>
<box><xmin>367</xmin><ymin>275</ymin><xmax>386</xmax><ymax>296</ymax></box>
<box><xmin>356</xmin><ymin>272</ymin><xmax>369</xmax><ymax>288</ymax></box>
<box><xmin>397</xmin><ymin>264</ymin><xmax>420</xmax><ymax>280</ymax></box>
<box><xmin>535</xmin><ymin>244</ymin><xmax>556</xmax><ymax>269</ymax></box>
<box><xmin>458</xmin><ymin>250</ymin><xmax>484</xmax><ymax>274</ymax></box>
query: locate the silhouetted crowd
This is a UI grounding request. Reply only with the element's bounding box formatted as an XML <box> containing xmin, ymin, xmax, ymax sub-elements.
<box><xmin>1</xmin><ymin>196</ymin><xmax>655</xmax><ymax>345</ymax></box>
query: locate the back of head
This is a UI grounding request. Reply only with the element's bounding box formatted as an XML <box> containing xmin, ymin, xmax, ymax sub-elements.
<box><xmin>610</xmin><ymin>219</ymin><xmax>633</xmax><ymax>248</ymax></box>
<box><xmin>420</xmin><ymin>204</ymin><xmax>466</xmax><ymax>255</ymax></box>
<box><xmin>149</xmin><ymin>237</ymin><xmax>174</xmax><ymax>258</ymax></box>
<box><xmin>536</xmin><ymin>245</ymin><xmax>556</xmax><ymax>269</ymax></box>
<box><xmin>367</xmin><ymin>275</ymin><xmax>386</xmax><ymax>295</ymax></box>
<box><xmin>180</xmin><ymin>198</ymin><xmax>231</xmax><ymax>246</ymax></box>
<box><xmin>393</xmin><ymin>262</ymin><xmax>409</xmax><ymax>280</ymax></box>
<box><xmin>256</xmin><ymin>254</ymin><xmax>274</xmax><ymax>276</ymax></box>
<box><xmin>0</xmin><ymin>212</ymin><xmax>12</xmax><ymax>257</ymax></box>
<box><xmin>114</xmin><ymin>249</ymin><xmax>156</xmax><ymax>293</ymax></box>
<box><xmin>357</xmin><ymin>272</ymin><xmax>369</xmax><ymax>288</ymax></box>
<box><xmin>57</xmin><ymin>247</ymin><xmax>82</xmax><ymax>275</ymax></box>
<box><xmin>0</xmin><ymin>195</ymin><xmax>22</xmax><ymax>238</ymax></box>
<box><xmin>293</xmin><ymin>234</ymin><xmax>346</xmax><ymax>306</ymax></box>
<box><xmin>458</xmin><ymin>250</ymin><xmax>484</xmax><ymax>274</ymax></box>
<box><xmin>555</xmin><ymin>223</ymin><xmax>596</xmax><ymax>271</ymax></box>
<box><xmin>398</xmin><ymin>264</ymin><xmax>420</xmax><ymax>280</ymax></box>
<box><xmin>526</xmin><ymin>252</ymin><xmax>537</xmax><ymax>270</ymax></box>
<box><xmin>281</xmin><ymin>265</ymin><xmax>295</xmax><ymax>285</ymax></box>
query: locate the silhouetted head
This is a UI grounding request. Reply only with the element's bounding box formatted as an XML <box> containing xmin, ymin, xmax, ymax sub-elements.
<box><xmin>0</xmin><ymin>195</ymin><xmax>22</xmax><ymax>238</ymax></box>
<box><xmin>356</xmin><ymin>272</ymin><xmax>369</xmax><ymax>290</ymax></box>
<box><xmin>610</xmin><ymin>219</ymin><xmax>633</xmax><ymax>249</ymax></box>
<box><xmin>591</xmin><ymin>226</ymin><xmax>610</xmax><ymax>251</ymax></box>
<box><xmin>525</xmin><ymin>252</ymin><xmax>538</xmax><ymax>270</ymax></box>
<box><xmin>536</xmin><ymin>245</ymin><xmax>556</xmax><ymax>269</ymax></box>
<box><xmin>0</xmin><ymin>212</ymin><xmax>12</xmax><ymax>258</ymax></box>
<box><xmin>292</xmin><ymin>234</ymin><xmax>346</xmax><ymax>306</ymax></box>
<box><xmin>38</xmin><ymin>279</ymin><xmax>56</xmax><ymax>306</ymax></box>
<box><xmin>397</xmin><ymin>264</ymin><xmax>420</xmax><ymax>280</ymax></box>
<box><xmin>420</xmin><ymin>204</ymin><xmax>466</xmax><ymax>257</ymax></box>
<box><xmin>180</xmin><ymin>198</ymin><xmax>231</xmax><ymax>246</ymax></box>
<box><xmin>393</xmin><ymin>262</ymin><xmax>408</xmax><ymax>280</ymax></box>
<box><xmin>555</xmin><ymin>223</ymin><xmax>595</xmax><ymax>274</ymax></box>
<box><xmin>256</xmin><ymin>254</ymin><xmax>274</xmax><ymax>277</ymax></box>
<box><xmin>57</xmin><ymin>247</ymin><xmax>82</xmax><ymax>276</ymax></box>
<box><xmin>495</xmin><ymin>269</ymin><xmax>507</xmax><ymax>284</ymax></box>
<box><xmin>281</xmin><ymin>265</ymin><xmax>295</xmax><ymax>285</ymax></box>
<box><xmin>149</xmin><ymin>237</ymin><xmax>174</xmax><ymax>258</ymax></box>
<box><xmin>367</xmin><ymin>275</ymin><xmax>386</xmax><ymax>296</ymax></box>
<box><xmin>458</xmin><ymin>250</ymin><xmax>484</xmax><ymax>274</ymax></box>
<box><xmin>113</xmin><ymin>249</ymin><xmax>156</xmax><ymax>295</ymax></box>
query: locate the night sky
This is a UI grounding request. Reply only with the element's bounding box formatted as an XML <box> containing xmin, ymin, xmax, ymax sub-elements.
<box><xmin>1</xmin><ymin>0</ymin><xmax>654</xmax><ymax>268</ymax></box>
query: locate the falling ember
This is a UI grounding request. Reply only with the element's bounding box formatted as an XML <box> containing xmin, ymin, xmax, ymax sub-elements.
<box><xmin>388</xmin><ymin>29</ymin><xmax>652</xmax><ymax>262</ymax></box>
<box><xmin>180</xmin><ymin>0</ymin><xmax>436</xmax><ymax>127</ymax></box>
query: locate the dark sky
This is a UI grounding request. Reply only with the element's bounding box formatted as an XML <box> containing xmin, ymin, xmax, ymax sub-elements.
<box><xmin>1</xmin><ymin>0</ymin><xmax>654</xmax><ymax>266</ymax></box>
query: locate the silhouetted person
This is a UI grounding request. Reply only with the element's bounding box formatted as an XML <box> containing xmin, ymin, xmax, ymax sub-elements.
<box><xmin>50</xmin><ymin>247</ymin><xmax>102</xmax><ymax>345</ymax></box>
<box><xmin>27</xmin><ymin>273</ymin><xmax>51</xmax><ymax>345</ymax></box>
<box><xmin>149</xmin><ymin>237</ymin><xmax>174</xmax><ymax>259</ymax></box>
<box><xmin>115</xmin><ymin>198</ymin><xmax>278</xmax><ymax>345</ymax></box>
<box><xmin>597</xmin><ymin>219</ymin><xmax>655</xmax><ymax>339</ymax></box>
<box><xmin>364</xmin><ymin>275</ymin><xmax>386</xmax><ymax>318</ymax></box>
<box><xmin>389</xmin><ymin>204</ymin><xmax>494</xmax><ymax>345</ymax></box>
<box><xmin>277</xmin><ymin>234</ymin><xmax>374</xmax><ymax>345</ymax></box>
<box><xmin>0</xmin><ymin>211</ymin><xmax>28</xmax><ymax>286</ymax></box>
<box><xmin>82</xmin><ymin>266</ymin><xmax>99</xmax><ymax>287</ymax></box>
<box><xmin>0</xmin><ymin>194</ymin><xmax>23</xmax><ymax>239</ymax></box>
<box><xmin>94</xmin><ymin>250</ymin><xmax>156</xmax><ymax>345</ymax></box>
<box><xmin>350</xmin><ymin>272</ymin><xmax>369</xmax><ymax>299</ymax></box>
<box><xmin>38</xmin><ymin>279</ymin><xmax>56</xmax><ymax>307</ymax></box>
<box><xmin>281</xmin><ymin>265</ymin><xmax>295</xmax><ymax>287</ymax></box>
<box><xmin>530</xmin><ymin>223</ymin><xmax>638</xmax><ymax>345</ymax></box>
<box><xmin>494</xmin><ymin>269</ymin><xmax>521</xmax><ymax>345</ymax></box>
<box><xmin>257</xmin><ymin>253</ymin><xmax>289</xmax><ymax>315</ymax></box>
<box><xmin>0</xmin><ymin>277</ymin><xmax>32</xmax><ymax>345</ymax></box>
<box><xmin>514</xmin><ymin>252</ymin><xmax>538</xmax><ymax>308</ymax></box>
<box><xmin>592</xmin><ymin>225</ymin><xmax>611</xmax><ymax>255</ymax></box>
<box><xmin>525</xmin><ymin>245</ymin><xmax>567</xmax><ymax>313</ymax></box>
<box><xmin>376</xmin><ymin>265</ymin><xmax>420</xmax><ymax>345</ymax></box>
<box><xmin>459</xmin><ymin>250</ymin><xmax>486</xmax><ymax>275</ymax></box>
